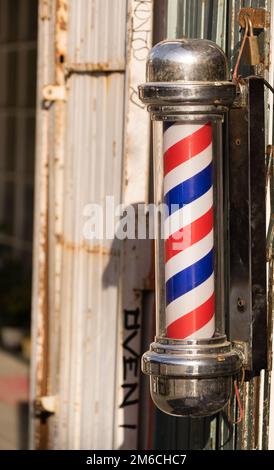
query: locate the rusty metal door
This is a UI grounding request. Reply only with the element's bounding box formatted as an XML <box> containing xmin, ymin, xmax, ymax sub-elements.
<box><xmin>30</xmin><ymin>0</ymin><xmax>153</xmax><ymax>450</ymax></box>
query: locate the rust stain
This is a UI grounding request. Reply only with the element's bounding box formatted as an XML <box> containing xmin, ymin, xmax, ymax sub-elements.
<box><xmin>34</xmin><ymin>154</ymin><xmax>50</xmax><ymax>450</ymax></box>
<box><xmin>238</xmin><ymin>7</ymin><xmax>270</xmax><ymax>30</ymax></box>
<box><xmin>55</xmin><ymin>0</ymin><xmax>68</xmax><ymax>85</ymax></box>
<box><xmin>34</xmin><ymin>0</ymin><xmax>68</xmax><ymax>450</ymax></box>
<box><xmin>66</xmin><ymin>62</ymin><xmax>124</xmax><ymax>73</ymax></box>
<box><xmin>64</xmin><ymin>62</ymin><xmax>125</xmax><ymax>81</ymax></box>
<box><xmin>55</xmin><ymin>234</ymin><xmax>120</xmax><ymax>257</ymax></box>
<box><xmin>105</xmin><ymin>73</ymin><xmax>110</xmax><ymax>94</ymax></box>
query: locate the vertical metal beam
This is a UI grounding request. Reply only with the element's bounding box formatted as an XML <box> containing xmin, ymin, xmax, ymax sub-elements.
<box><xmin>30</xmin><ymin>0</ymin><xmax>56</xmax><ymax>450</ymax></box>
<box><xmin>228</xmin><ymin>79</ymin><xmax>267</xmax><ymax>371</ymax></box>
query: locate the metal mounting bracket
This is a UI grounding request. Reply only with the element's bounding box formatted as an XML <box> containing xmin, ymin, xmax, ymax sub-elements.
<box><xmin>238</xmin><ymin>7</ymin><xmax>270</xmax><ymax>30</ymax></box>
<box><xmin>228</xmin><ymin>77</ymin><xmax>267</xmax><ymax>372</ymax></box>
<box><xmin>43</xmin><ymin>84</ymin><xmax>67</xmax><ymax>102</ymax></box>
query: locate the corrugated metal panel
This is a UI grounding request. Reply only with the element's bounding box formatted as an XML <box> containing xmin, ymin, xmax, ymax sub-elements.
<box><xmin>48</xmin><ymin>0</ymin><xmax>127</xmax><ymax>450</ymax></box>
<box><xmin>67</xmin><ymin>0</ymin><xmax>127</xmax><ymax>68</ymax></box>
<box><xmin>56</xmin><ymin>73</ymin><xmax>125</xmax><ymax>449</ymax></box>
<box><xmin>167</xmin><ymin>0</ymin><xmax>227</xmax><ymax>50</ymax></box>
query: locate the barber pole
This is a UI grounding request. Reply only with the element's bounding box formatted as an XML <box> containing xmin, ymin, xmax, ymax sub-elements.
<box><xmin>140</xmin><ymin>38</ymin><xmax>242</xmax><ymax>418</ymax></box>
<box><xmin>164</xmin><ymin>122</ymin><xmax>215</xmax><ymax>340</ymax></box>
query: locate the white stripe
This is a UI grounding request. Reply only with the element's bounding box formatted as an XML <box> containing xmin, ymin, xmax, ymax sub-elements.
<box><xmin>164</xmin><ymin>187</ymin><xmax>213</xmax><ymax>239</ymax></box>
<box><xmin>166</xmin><ymin>274</ymin><xmax>214</xmax><ymax>326</ymax></box>
<box><xmin>164</xmin><ymin>143</ymin><xmax>212</xmax><ymax>195</ymax></box>
<box><xmin>184</xmin><ymin>316</ymin><xmax>215</xmax><ymax>340</ymax></box>
<box><xmin>164</xmin><ymin>122</ymin><xmax>204</xmax><ymax>153</ymax></box>
<box><xmin>165</xmin><ymin>230</ymin><xmax>213</xmax><ymax>282</ymax></box>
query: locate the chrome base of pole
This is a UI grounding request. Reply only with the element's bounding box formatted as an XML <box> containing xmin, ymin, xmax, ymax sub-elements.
<box><xmin>142</xmin><ymin>335</ymin><xmax>243</xmax><ymax>417</ymax></box>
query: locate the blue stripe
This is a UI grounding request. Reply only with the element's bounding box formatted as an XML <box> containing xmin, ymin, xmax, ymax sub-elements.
<box><xmin>166</xmin><ymin>250</ymin><xmax>214</xmax><ymax>306</ymax></box>
<box><xmin>164</xmin><ymin>163</ymin><xmax>213</xmax><ymax>216</ymax></box>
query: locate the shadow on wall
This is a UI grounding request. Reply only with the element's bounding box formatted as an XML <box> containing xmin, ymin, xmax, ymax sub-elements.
<box><xmin>102</xmin><ymin>203</ymin><xmax>154</xmax><ymax>450</ymax></box>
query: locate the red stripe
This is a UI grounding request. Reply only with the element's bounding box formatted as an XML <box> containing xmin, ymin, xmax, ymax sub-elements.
<box><xmin>165</xmin><ymin>207</ymin><xmax>213</xmax><ymax>262</ymax></box>
<box><xmin>167</xmin><ymin>293</ymin><xmax>215</xmax><ymax>339</ymax></box>
<box><xmin>164</xmin><ymin>123</ymin><xmax>212</xmax><ymax>176</ymax></box>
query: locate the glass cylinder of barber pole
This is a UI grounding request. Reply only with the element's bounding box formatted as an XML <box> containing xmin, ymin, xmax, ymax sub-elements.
<box><xmin>154</xmin><ymin>118</ymin><xmax>224</xmax><ymax>341</ymax></box>
<box><xmin>139</xmin><ymin>39</ymin><xmax>243</xmax><ymax>418</ymax></box>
